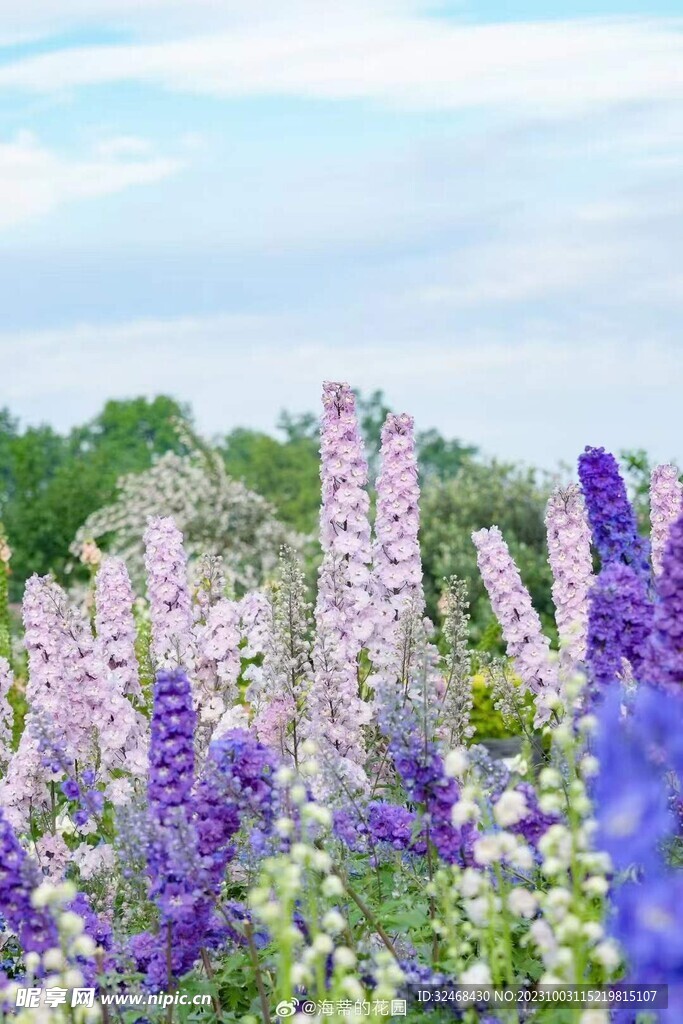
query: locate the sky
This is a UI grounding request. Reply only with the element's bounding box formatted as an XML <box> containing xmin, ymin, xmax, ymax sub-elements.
<box><xmin>1</xmin><ymin>1</ymin><xmax>682</xmax><ymax>468</ymax></box>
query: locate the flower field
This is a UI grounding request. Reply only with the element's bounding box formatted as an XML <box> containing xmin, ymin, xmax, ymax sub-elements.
<box><xmin>0</xmin><ymin>379</ymin><xmax>682</xmax><ymax>1024</ymax></box>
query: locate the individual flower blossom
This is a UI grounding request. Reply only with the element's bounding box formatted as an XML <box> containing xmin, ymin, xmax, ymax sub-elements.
<box><xmin>642</xmin><ymin>509</ymin><xmax>683</xmax><ymax>691</ymax></box>
<box><xmin>0</xmin><ymin>540</ymin><xmax>11</xmax><ymax>564</ymax></box>
<box><xmin>472</xmin><ymin>526</ymin><xmax>559</xmax><ymax>723</ymax></box>
<box><xmin>79</xmin><ymin>539</ymin><xmax>102</xmax><ymax>567</ymax></box>
<box><xmin>545</xmin><ymin>485</ymin><xmax>594</xmax><ymax>663</ymax></box>
<box><xmin>578</xmin><ymin>447</ymin><xmax>650</xmax><ymax>577</ymax></box>
<box><xmin>143</xmin><ymin>516</ymin><xmax>193</xmax><ymax>669</ymax></box>
<box><xmin>95</xmin><ymin>555</ymin><xmax>142</xmax><ymax>700</ymax></box>
<box><xmin>650</xmin><ymin>465</ymin><xmax>683</xmax><ymax>576</ymax></box>
<box><xmin>0</xmin><ymin>808</ymin><xmax>59</xmax><ymax>954</ymax></box>
<box><xmin>586</xmin><ymin>563</ymin><xmax>653</xmax><ymax>696</ymax></box>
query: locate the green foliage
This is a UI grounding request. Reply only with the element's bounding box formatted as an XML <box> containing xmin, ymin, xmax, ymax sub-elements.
<box><xmin>469</xmin><ymin>673</ymin><xmax>514</xmax><ymax>739</ymax></box>
<box><xmin>0</xmin><ymin>389</ymin><xmax>560</xmax><ymax>648</ymax></box>
<box><xmin>0</xmin><ymin>396</ymin><xmax>190</xmax><ymax>598</ymax></box>
<box><xmin>220</xmin><ymin>425</ymin><xmax>320</xmax><ymax>535</ymax></box>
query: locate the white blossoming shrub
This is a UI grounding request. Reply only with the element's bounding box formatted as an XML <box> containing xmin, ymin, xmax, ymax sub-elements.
<box><xmin>71</xmin><ymin>442</ymin><xmax>298</xmax><ymax>593</ymax></box>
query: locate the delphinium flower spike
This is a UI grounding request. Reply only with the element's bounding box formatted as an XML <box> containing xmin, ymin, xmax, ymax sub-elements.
<box><xmin>578</xmin><ymin>446</ymin><xmax>650</xmax><ymax>577</ymax></box>
<box><xmin>370</xmin><ymin>412</ymin><xmax>436</xmax><ymax>716</ymax></box>
<box><xmin>95</xmin><ymin>555</ymin><xmax>142</xmax><ymax>700</ymax></box>
<box><xmin>0</xmin><ymin>807</ymin><xmax>59</xmax><ymax>954</ymax></box>
<box><xmin>650</xmin><ymin>464</ymin><xmax>683</xmax><ymax>576</ymax></box>
<box><xmin>140</xmin><ymin>667</ymin><xmax>202</xmax><ymax>986</ymax></box>
<box><xmin>143</xmin><ymin>515</ymin><xmax>194</xmax><ymax>670</ymax></box>
<box><xmin>307</xmin><ymin>383</ymin><xmax>374</xmax><ymax>784</ymax></box>
<box><xmin>472</xmin><ymin>526</ymin><xmax>559</xmax><ymax>724</ymax></box>
<box><xmin>544</xmin><ymin>484</ymin><xmax>593</xmax><ymax>663</ymax></box>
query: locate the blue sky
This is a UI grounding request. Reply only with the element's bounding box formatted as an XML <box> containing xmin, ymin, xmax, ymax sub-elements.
<box><xmin>1</xmin><ymin>1</ymin><xmax>681</xmax><ymax>468</ymax></box>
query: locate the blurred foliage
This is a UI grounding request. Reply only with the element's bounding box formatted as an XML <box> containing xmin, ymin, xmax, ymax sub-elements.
<box><xmin>469</xmin><ymin>673</ymin><xmax>511</xmax><ymax>740</ymax></box>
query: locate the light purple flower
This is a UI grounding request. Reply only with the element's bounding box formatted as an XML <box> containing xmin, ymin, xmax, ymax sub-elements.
<box><xmin>472</xmin><ymin>526</ymin><xmax>558</xmax><ymax>724</ymax></box>
<box><xmin>650</xmin><ymin>465</ymin><xmax>683</xmax><ymax>576</ymax></box>
<box><xmin>545</xmin><ymin>485</ymin><xmax>593</xmax><ymax>662</ymax></box>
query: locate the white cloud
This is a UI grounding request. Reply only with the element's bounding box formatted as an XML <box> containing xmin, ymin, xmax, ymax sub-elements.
<box><xmin>415</xmin><ymin>237</ymin><xmax>623</xmax><ymax>307</ymax></box>
<box><xmin>1</xmin><ymin>313</ymin><xmax>680</xmax><ymax>468</ymax></box>
<box><xmin>0</xmin><ymin>132</ymin><xmax>181</xmax><ymax>228</ymax></box>
<box><xmin>0</xmin><ymin>14</ymin><xmax>681</xmax><ymax>117</ymax></box>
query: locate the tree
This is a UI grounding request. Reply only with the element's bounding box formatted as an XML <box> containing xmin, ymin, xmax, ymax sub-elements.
<box><xmin>220</xmin><ymin>426</ymin><xmax>321</xmax><ymax>535</ymax></box>
<box><xmin>1</xmin><ymin>397</ymin><xmax>190</xmax><ymax>597</ymax></box>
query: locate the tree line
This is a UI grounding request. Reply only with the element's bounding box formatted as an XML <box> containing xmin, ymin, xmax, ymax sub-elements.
<box><xmin>0</xmin><ymin>391</ymin><xmax>574</xmax><ymax>640</ymax></box>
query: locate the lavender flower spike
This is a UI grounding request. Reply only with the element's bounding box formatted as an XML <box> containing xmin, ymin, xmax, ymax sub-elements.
<box><xmin>544</xmin><ymin>485</ymin><xmax>593</xmax><ymax>663</ymax></box>
<box><xmin>307</xmin><ymin>382</ymin><xmax>374</xmax><ymax>776</ymax></box>
<box><xmin>650</xmin><ymin>465</ymin><xmax>683</xmax><ymax>576</ymax></box>
<box><xmin>96</xmin><ymin>555</ymin><xmax>142</xmax><ymax>699</ymax></box>
<box><xmin>472</xmin><ymin>526</ymin><xmax>558</xmax><ymax>724</ymax></box>
<box><xmin>143</xmin><ymin>515</ymin><xmax>193</xmax><ymax>670</ymax></box>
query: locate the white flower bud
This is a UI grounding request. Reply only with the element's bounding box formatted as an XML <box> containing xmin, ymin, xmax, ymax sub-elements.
<box><xmin>493</xmin><ymin>790</ymin><xmax>528</xmax><ymax>827</ymax></box>
<box><xmin>322</xmin><ymin>875</ymin><xmax>344</xmax><ymax>897</ymax></box>
<box><xmin>444</xmin><ymin>749</ymin><xmax>468</xmax><ymax>778</ymax></box>
<box><xmin>507</xmin><ymin>888</ymin><xmax>538</xmax><ymax>919</ymax></box>
<box><xmin>312</xmin><ymin>934</ymin><xmax>334</xmax><ymax>955</ymax></box>
<box><xmin>460</xmin><ymin>962</ymin><xmax>492</xmax><ymax>985</ymax></box>
<box><xmin>322</xmin><ymin>910</ymin><xmax>345</xmax><ymax>935</ymax></box>
<box><xmin>594</xmin><ymin>939</ymin><xmax>621</xmax><ymax>971</ymax></box>
<box><xmin>43</xmin><ymin>948</ymin><xmax>64</xmax><ymax>971</ymax></box>
<box><xmin>59</xmin><ymin>911</ymin><xmax>84</xmax><ymax>938</ymax></box>
<box><xmin>333</xmin><ymin>947</ymin><xmax>356</xmax><ymax>969</ymax></box>
<box><xmin>473</xmin><ymin>836</ymin><xmax>502</xmax><ymax>865</ymax></box>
